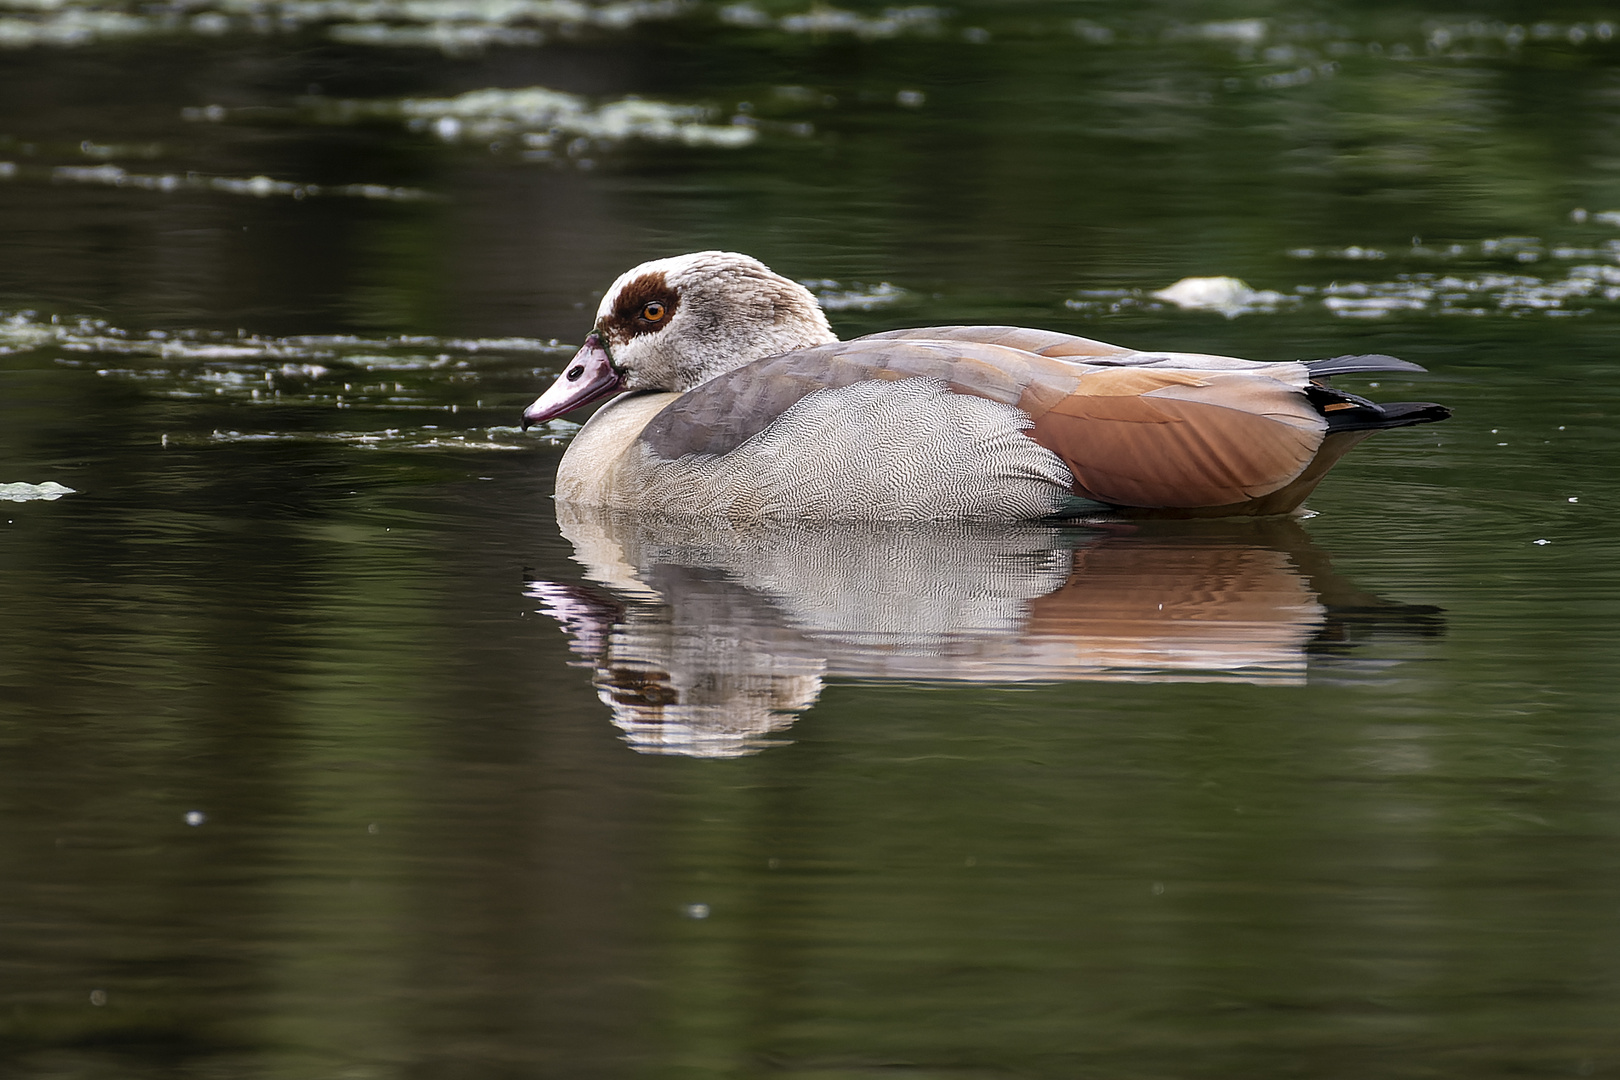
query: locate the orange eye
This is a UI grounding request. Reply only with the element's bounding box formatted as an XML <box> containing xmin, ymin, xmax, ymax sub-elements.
<box><xmin>642</xmin><ymin>301</ymin><xmax>666</xmax><ymax>322</ymax></box>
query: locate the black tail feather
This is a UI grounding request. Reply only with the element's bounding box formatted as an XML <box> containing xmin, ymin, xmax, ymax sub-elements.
<box><xmin>1305</xmin><ymin>385</ymin><xmax>1451</xmax><ymax>432</ymax></box>
<box><xmin>1304</xmin><ymin>353</ymin><xmax>1428</xmax><ymax>378</ymax></box>
<box><xmin>1366</xmin><ymin>401</ymin><xmax>1452</xmax><ymax>429</ymax></box>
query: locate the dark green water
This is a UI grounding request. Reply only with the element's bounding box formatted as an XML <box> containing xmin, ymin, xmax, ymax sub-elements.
<box><xmin>4</xmin><ymin>2</ymin><xmax>1620</xmax><ymax>1076</ymax></box>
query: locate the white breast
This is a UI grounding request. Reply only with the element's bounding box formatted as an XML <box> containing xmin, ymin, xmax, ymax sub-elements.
<box><xmin>572</xmin><ymin>378</ymin><xmax>1072</xmax><ymax>522</ymax></box>
<box><xmin>554</xmin><ymin>391</ymin><xmax>680</xmax><ymax>507</ymax></box>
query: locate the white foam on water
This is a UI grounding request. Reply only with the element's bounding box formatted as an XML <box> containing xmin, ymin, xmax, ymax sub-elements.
<box><xmin>440</xmin><ymin>336</ymin><xmax>561</xmax><ymax>352</ymax></box>
<box><xmin>0</xmin><ymin>481</ymin><xmax>76</xmax><ymax>501</ymax></box>
<box><xmin>719</xmin><ymin>3</ymin><xmax>941</xmax><ymax>39</ymax></box>
<box><xmin>46</xmin><ymin>161</ymin><xmax>432</xmax><ymax>201</ymax></box>
<box><xmin>0</xmin><ymin>0</ymin><xmax>690</xmax><ymax>52</ymax></box>
<box><xmin>0</xmin><ymin>8</ymin><xmax>156</xmax><ymax>48</ymax></box>
<box><xmin>1154</xmin><ymin>16</ymin><xmax>1619</xmax><ymax>94</ymax></box>
<box><xmin>1</xmin><ymin>1</ymin><xmax>1614</xmax><ymax>68</ymax></box>
<box><xmin>328</xmin><ymin>21</ymin><xmax>545</xmax><ymax>49</ymax></box>
<box><xmin>1071</xmin><ymin>254</ymin><xmax>1620</xmax><ymax>320</ymax></box>
<box><xmin>1319</xmin><ymin>292</ymin><xmax>1429</xmax><ymax>318</ymax></box>
<box><xmin>1308</xmin><ymin>266</ymin><xmax>1620</xmax><ymax>318</ymax></box>
<box><xmin>1114</xmin><ymin>222</ymin><xmax>1620</xmax><ymax>320</ymax></box>
<box><xmin>1150</xmin><ymin>276</ymin><xmax>1295</xmax><ymax>317</ymax></box>
<box><xmin>309</xmin><ymin>86</ymin><xmax>758</xmax><ymax>156</ymax></box>
<box><xmin>7</xmin><ymin>309</ymin><xmax>580</xmax><ymax>449</ymax></box>
<box><xmin>203</xmin><ymin>425</ymin><xmax>540</xmax><ymax>450</ymax></box>
<box><xmin>1</xmin><ymin>311</ymin><xmax>569</xmax><ymax>364</ymax></box>
<box><xmin>1068</xmin><ymin>278</ymin><xmax>1296</xmax><ymax>318</ymax></box>
<box><xmin>1185</xmin><ymin>18</ymin><xmax>1267</xmax><ymax>46</ymax></box>
<box><xmin>1288</xmin><ymin>245</ymin><xmax>1389</xmax><ymax>261</ymax></box>
<box><xmin>801</xmin><ymin>279</ymin><xmax>907</xmax><ymax>311</ymax></box>
<box><xmin>0</xmin><ymin>311</ymin><xmax>57</xmax><ymax>354</ymax></box>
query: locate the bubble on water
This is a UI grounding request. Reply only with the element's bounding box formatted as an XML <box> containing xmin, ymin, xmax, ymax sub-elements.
<box><xmin>1534</xmin><ymin>539</ymin><xmax>1551</xmax><ymax>545</ymax></box>
<box><xmin>89</xmin><ymin>990</ymin><xmax>107</xmax><ymax>1006</ymax></box>
<box><xmin>184</xmin><ymin>810</ymin><xmax>206</xmax><ymax>826</ymax></box>
<box><xmin>0</xmin><ymin>481</ymin><xmax>75</xmax><ymax>501</ymax></box>
<box><xmin>684</xmin><ymin>903</ymin><xmax>710</xmax><ymax>919</ymax></box>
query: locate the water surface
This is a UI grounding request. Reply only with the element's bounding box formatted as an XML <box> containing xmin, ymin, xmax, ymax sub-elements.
<box><xmin>4</xmin><ymin>2</ymin><xmax>1620</xmax><ymax>1076</ymax></box>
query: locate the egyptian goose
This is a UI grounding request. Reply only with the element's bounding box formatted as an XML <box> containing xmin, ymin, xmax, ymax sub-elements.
<box><xmin>522</xmin><ymin>251</ymin><xmax>1449</xmax><ymax>520</ymax></box>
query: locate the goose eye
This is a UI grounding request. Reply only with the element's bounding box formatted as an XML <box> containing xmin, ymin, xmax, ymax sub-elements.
<box><xmin>641</xmin><ymin>301</ymin><xmax>666</xmax><ymax>323</ymax></box>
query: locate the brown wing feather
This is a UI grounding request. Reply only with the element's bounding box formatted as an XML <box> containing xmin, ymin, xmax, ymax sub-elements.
<box><xmin>855</xmin><ymin>326</ymin><xmax>1316</xmax><ymax>375</ymax></box>
<box><xmin>1028</xmin><ymin>368</ymin><xmax>1326</xmax><ymax>508</ymax></box>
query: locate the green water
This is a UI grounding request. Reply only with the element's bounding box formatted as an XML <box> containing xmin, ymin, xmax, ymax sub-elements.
<box><xmin>4</xmin><ymin>2</ymin><xmax>1620</xmax><ymax>1076</ymax></box>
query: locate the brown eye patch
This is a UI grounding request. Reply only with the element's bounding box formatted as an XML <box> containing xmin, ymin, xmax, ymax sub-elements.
<box><xmin>600</xmin><ymin>270</ymin><xmax>680</xmax><ymax>345</ymax></box>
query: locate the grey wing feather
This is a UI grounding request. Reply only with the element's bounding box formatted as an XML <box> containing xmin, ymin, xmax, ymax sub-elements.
<box><xmin>1304</xmin><ymin>354</ymin><xmax>1428</xmax><ymax>378</ymax></box>
<box><xmin>857</xmin><ymin>325</ymin><xmax>1304</xmax><ymax>374</ymax></box>
<box><xmin>637</xmin><ymin>338</ymin><xmax>1047</xmax><ymax>461</ymax></box>
<box><xmin>857</xmin><ymin>325</ymin><xmax>1131</xmax><ymax>358</ymax></box>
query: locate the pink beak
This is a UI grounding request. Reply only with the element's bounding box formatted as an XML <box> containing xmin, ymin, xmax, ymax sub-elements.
<box><xmin>522</xmin><ymin>332</ymin><xmax>624</xmax><ymax>430</ymax></box>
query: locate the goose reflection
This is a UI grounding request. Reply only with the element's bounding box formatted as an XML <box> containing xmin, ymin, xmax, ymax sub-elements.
<box><xmin>528</xmin><ymin>507</ymin><xmax>1442</xmax><ymax>757</ymax></box>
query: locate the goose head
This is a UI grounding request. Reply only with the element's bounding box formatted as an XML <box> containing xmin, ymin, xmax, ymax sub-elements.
<box><xmin>522</xmin><ymin>251</ymin><xmax>837</xmax><ymax>428</ymax></box>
